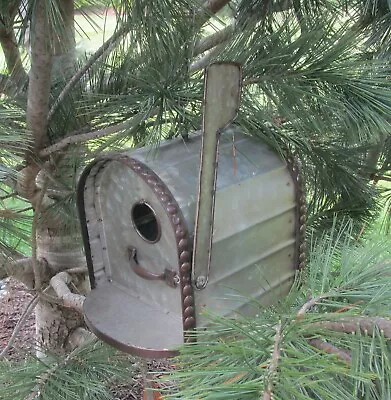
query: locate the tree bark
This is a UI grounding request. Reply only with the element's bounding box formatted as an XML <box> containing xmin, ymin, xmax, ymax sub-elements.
<box><xmin>0</xmin><ymin>27</ymin><xmax>27</xmax><ymax>85</ymax></box>
<box><xmin>23</xmin><ymin>0</ymin><xmax>90</xmax><ymax>354</ymax></box>
<box><xmin>35</xmin><ymin>230</ymin><xmax>89</xmax><ymax>354</ymax></box>
<box><xmin>27</xmin><ymin>0</ymin><xmax>53</xmax><ymax>155</ymax></box>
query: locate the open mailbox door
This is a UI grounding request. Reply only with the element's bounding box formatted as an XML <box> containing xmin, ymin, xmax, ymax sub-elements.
<box><xmin>77</xmin><ymin>63</ymin><xmax>306</xmax><ymax>358</ymax></box>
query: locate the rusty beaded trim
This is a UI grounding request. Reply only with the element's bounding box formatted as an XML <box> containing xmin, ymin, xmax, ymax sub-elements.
<box><xmin>285</xmin><ymin>151</ymin><xmax>307</xmax><ymax>271</ymax></box>
<box><xmin>112</xmin><ymin>155</ymin><xmax>197</xmax><ymax>340</ymax></box>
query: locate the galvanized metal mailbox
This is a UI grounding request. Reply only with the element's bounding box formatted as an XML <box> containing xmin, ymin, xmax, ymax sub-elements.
<box><xmin>77</xmin><ymin>63</ymin><xmax>306</xmax><ymax>358</ymax></box>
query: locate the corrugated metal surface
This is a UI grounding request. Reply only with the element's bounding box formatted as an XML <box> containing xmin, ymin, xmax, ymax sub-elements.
<box><xmin>79</xmin><ymin>127</ymin><xmax>300</xmax><ymax>356</ymax></box>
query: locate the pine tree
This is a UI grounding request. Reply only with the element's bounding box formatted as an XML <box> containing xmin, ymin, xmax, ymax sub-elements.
<box><xmin>164</xmin><ymin>223</ymin><xmax>391</xmax><ymax>399</ymax></box>
<box><xmin>0</xmin><ymin>0</ymin><xmax>390</xmax><ymax>398</ymax></box>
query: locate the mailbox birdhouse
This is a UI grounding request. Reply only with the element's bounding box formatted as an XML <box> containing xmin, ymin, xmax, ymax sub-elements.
<box><xmin>77</xmin><ymin>63</ymin><xmax>306</xmax><ymax>358</ymax></box>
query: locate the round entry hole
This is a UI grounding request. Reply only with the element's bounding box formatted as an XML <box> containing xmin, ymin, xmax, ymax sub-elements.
<box><xmin>131</xmin><ymin>202</ymin><xmax>160</xmax><ymax>243</ymax></box>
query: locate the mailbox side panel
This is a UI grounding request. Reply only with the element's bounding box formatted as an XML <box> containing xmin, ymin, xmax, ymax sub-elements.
<box><xmin>129</xmin><ymin>128</ymin><xmax>302</xmax><ymax>324</ymax></box>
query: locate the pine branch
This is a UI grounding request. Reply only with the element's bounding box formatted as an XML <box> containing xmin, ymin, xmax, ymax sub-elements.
<box><xmin>297</xmin><ymin>294</ymin><xmax>329</xmax><ymax>316</ymax></box>
<box><xmin>48</xmin><ymin>0</ymin><xmax>232</xmax><ymax>125</ymax></box>
<box><xmin>39</xmin><ymin>108</ymin><xmax>156</xmax><ymax>157</ymax></box>
<box><xmin>196</xmin><ymin>0</ymin><xmax>232</xmax><ymax>26</ymax></box>
<box><xmin>47</xmin><ymin>24</ymin><xmax>131</xmax><ymax>122</ymax></box>
<box><xmin>307</xmin><ymin>338</ymin><xmax>352</xmax><ymax>363</ymax></box>
<box><xmin>190</xmin><ymin>44</ymin><xmax>225</xmax><ymax>72</ymax></box>
<box><xmin>312</xmin><ymin>317</ymin><xmax>391</xmax><ymax>339</ymax></box>
<box><xmin>373</xmin><ymin>174</ymin><xmax>391</xmax><ymax>183</ymax></box>
<box><xmin>263</xmin><ymin>322</ymin><xmax>282</xmax><ymax>400</ymax></box>
<box><xmin>50</xmin><ymin>271</ymin><xmax>85</xmax><ymax>312</ymax></box>
<box><xmin>194</xmin><ymin>24</ymin><xmax>234</xmax><ymax>55</ymax></box>
<box><xmin>24</xmin><ymin>349</ymin><xmax>76</xmax><ymax>400</ymax></box>
<box><xmin>0</xmin><ymin>192</ymin><xmax>18</xmax><ymax>200</ymax></box>
<box><xmin>0</xmin><ymin>256</ymin><xmax>47</xmax><ymax>288</ymax></box>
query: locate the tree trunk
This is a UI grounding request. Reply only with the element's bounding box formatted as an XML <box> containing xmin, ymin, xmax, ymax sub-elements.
<box><xmin>23</xmin><ymin>0</ymin><xmax>89</xmax><ymax>355</ymax></box>
<box><xmin>0</xmin><ymin>27</ymin><xmax>28</xmax><ymax>85</ymax></box>
<box><xmin>35</xmin><ymin>226</ymin><xmax>89</xmax><ymax>354</ymax></box>
<box><xmin>27</xmin><ymin>0</ymin><xmax>53</xmax><ymax>155</ymax></box>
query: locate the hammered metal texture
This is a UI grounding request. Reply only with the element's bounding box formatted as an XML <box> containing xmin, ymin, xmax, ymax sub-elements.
<box><xmin>113</xmin><ymin>155</ymin><xmax>197</xmax><ymax>337</ymax></box>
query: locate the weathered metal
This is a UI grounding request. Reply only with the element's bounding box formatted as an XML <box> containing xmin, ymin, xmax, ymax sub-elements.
<box><xmin>77</xmin><ymin>127</ymin><xmax>306</xmax><ymax>358</ymax></box>
<box><xmin>192</xmin><ymin>62</ymin><xmax>242</xmax><ymax>290</ymax></box>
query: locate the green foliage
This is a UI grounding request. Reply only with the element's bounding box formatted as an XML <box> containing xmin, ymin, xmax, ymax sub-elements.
<box><xmin>0</xmin><ymin>0</ymin><xmax>390</xmax><ymax>245</ymax></box>
<box><xmin>165</xmin><ymin>223</ymin><xmax>391</xmax><ymax>399</ymax></box>
<box><xmin>0</xmin><ymin>339</ymin><xmax>136</xmax><ymax>400</ymax></box>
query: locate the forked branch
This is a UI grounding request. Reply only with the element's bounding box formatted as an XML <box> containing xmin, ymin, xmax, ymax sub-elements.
<box><xmin>50</xmin><ymin>271</ymin><xmax>85</xmax><ymax>313</ymax></box>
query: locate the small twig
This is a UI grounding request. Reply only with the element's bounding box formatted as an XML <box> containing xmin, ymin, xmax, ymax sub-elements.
<box><xmin>24</xmin><ymin>347</ymin><xmax>75</xmax><ymax>400</ymax></box>
<box><xmin>297</xmin><ymin>294</ymin><xmax>328</xmax><ymax>317</ymax></box>
<box><xmin>263</xmin><ymin>323</ymin><xmax>283</xmax><ymax>400</ymax></box>
<box><xmin>48</xmin><ymin>0</ymin><xmax>231</xmax><ymax>123</ymax></box>
<box><xmin>194</xmin><ymin>24</ymin><xmax>234</xmax><ymax>55</ymax></box>
<box><xmin>15</xmin><ymin>206</ymin><xmax>33</xmax><ymax>213</ymax></box>
<box><xmin>39</xmin><ymin>109</ymin><xmax>154</xmax><ymax>157</ymax></box>
<box><xmin>356</xmin><ymin>223</ymin><xmax>366</xmax><ymax>240</ymax></box>
<box><xmin>372</xmin><ymin>174</ymin><xmax>391</xmax><ymax>183</ymax></box>
<box><xmin>0</xmin><ymin>191</ymin><xmax>18</xmax><ymax>201</ymax></box>
<box><xmin>48</xmin><ymin>24</ymin><xmax>131</xmax><ymax>122</ymax></box>
<box><xmin>189</xmin><ymin>43</ymin><xmax>225</xmax><ymax>73</ymax></box>
<box><xmin>307</xmin><ymin>338</ymin><xmax>352</xmax><ymax>363</ymax></box>
<box><xmin>0</xmin><ymin>294</ymin><xmax>39</xmax><ymax>358</ymax></box>
<box><xmin>65</xmin><ymin>266</ymin><xmax>88</xmax><ymax>274</ymax></box>
<box><xmin>196</xmin><ymin>0</ymin><xmax>232</xmax><ymax>27</ymax></box>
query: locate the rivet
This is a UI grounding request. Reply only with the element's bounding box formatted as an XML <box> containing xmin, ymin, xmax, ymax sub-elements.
<box><xmin>184</xmin><ymin>306</ymin><xmax>194</xmax><ymax>317</ymax></box>
<box><xmin>154</xmin><ymin>184</ymin><xmax>164</xmax><ymax>192</ymax></box>
<box><xmin>196</xmin><ymin>275</ymin><xmax>207</xmax><ymax>288</ymax></box>
<box><xmin>183</xmin><ymin>284</ymin><xmax>192</xmax><ymax>296</ymax></box>
<box><xmin>172</xmin><ymin>216</ymin><xmax>181</xmax><ymax>225</ymax></box>
<box><xmin>300</xmin><ymin>215</ymin><xmax>306</xmax><ymax>224</ymax></box>
<box><xmin>167</xmin><ymin>205</ymin><xmax>177</xmax><ymax>214</ymax></box>
<box><xmin>299</xmin><ymin>253</ymin><xmax>306</xmax><ymax>262</ymax></box>
<box><xmin>180</xmin><ymin>262</ymin><xmax>191</xmax><ymax>273</ymax></box>
<box><xmin>180</xmin><ymin>251</ymin><xmax>190</xmax><ymax>262</ymax></box>
<box><xmin>160</xmin><ymin>195</ymin><xmax>170</xmax><ymax>202</ymax></box>
<box><xmin>176</xmin><ymin>228</ymin><xmax>185</xmax><ymax>238</ymax></box>
<box><xmin>147</xmin><ymin>177</ymin><xmax>157</xmax><ymax>185</ymax></box>
<box><xmin>133</xmin><ymin>165</ymin><xmax>142</xmax><ymax>171</ymax></box>
<box><xmin>298</xmin><ymin>261</ymin><xmax>305</xmax><ymax>270</ymax></box>
<box><xmin>178</xmin><ymin>238</ymin><xmax>188</xmax><ymax>249</ymax></box>
<box><xmin>300</xmin><ymin>205</ymin><xmax>307</xmax><ymax>214</ymax></box>
<box><xmin>299</xmin><ymin>224</ymin><xmax>306</xmax><ymax>234</ymax></box>
<box><xmin>183</xmin><ymin>295</ymin><xmax>193</xmax><ymax>307</ymax></box>
<box><xmin>299</xmin><ymin>243</ymin><xmax>306</xmax><ymax>252</ymax></box>
<box><xmin>184</xmin><ymin>316</ymin><xmax>195</xmax><ymax>329</ymax></box>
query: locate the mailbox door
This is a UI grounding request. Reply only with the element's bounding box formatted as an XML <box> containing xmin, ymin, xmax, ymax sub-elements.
<box><xmin>79</xmin><ymin>156</ymin><xmax>195</xmax><ymax>358</ymax></box>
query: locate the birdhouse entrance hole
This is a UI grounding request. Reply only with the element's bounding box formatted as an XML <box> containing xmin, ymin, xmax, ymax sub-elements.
<box><xmin>131</xmin><ymin>202</ymin><xmax>160</xmax><ymax>243</ymax></box>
